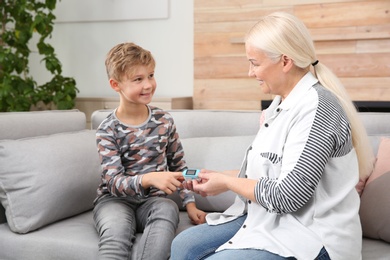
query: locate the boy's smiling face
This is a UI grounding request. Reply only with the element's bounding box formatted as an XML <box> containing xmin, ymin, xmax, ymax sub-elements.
<box><xmin>110</xmin><ymin>64</ymin><xmax>156</xmax><ymax>106</ymax></box>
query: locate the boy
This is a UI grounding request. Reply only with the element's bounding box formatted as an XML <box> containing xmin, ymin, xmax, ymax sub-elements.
<box><xmin>93</xmin><ymin>42</ymin><xmax>206</xmax><ymax>259</ymax></box>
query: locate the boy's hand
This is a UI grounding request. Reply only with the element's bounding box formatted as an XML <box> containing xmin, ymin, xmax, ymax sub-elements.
<box><xmin>186</xmin><ymin>202</ymin><xmax>206</xmax><ymax>225</ymax></box>
<box><xmin>142</xmin><ymin>171</ymin><xmax>183</xmax><ymax>194</ymax></box>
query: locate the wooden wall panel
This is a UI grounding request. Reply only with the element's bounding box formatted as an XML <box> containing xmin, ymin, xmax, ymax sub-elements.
<box><xmin>194</xmin><ymin>0</ymin><xmax>390</xmax><ymax>110</ymax></box>
<box><xmin>342</xmin><ymin>77</ymin><xmax>390</xmax><ymax>101</ymax></box>
<box><xmin>357</xmin><ymin>39</ymin><xmax>390</xmax><ymax>53</ymax></box>
<box><xmin>317</xmin><ymin>53</ymin><xmax>390</xmax><ymax>77</ymax></box>
<box><xmin>195</xmin><ymin>53</ymin><xmax>390</xmax><ymax>78</ymax></box>
<box><xmin>295</xmin><ymin>1</ymin><xmax>390</xmax><ymax>28</ymax></box>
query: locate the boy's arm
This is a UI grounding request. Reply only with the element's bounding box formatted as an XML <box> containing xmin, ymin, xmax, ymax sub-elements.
<box><xmin>186</xmin><ymin>202</ymin><xmax>207</xmax><ymax>225</ymax></box>
<box><xmin>178</xmin><ymin>186</ymin><xmax>207</xmax><ymax>225</ymax></box>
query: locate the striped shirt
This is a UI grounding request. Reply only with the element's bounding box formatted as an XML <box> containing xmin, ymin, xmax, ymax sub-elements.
<box><xmin>207</xmin><ymin>72</ymin><xmax>362</xmax><ymax>260</ymax></box>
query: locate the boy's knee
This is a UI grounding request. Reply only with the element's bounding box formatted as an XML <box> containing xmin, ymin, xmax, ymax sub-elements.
<box><xmin>147</xmin><ymin>198</ymin><xmax>180</xmax><ymax>225</ymax></box>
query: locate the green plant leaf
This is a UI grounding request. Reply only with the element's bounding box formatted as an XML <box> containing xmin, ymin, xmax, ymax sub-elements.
<box><xmin>0</xmin><ymin>0</ymin><xmax>78</xmax><ymax>112</ymax></box>
<box><xmin>46</xmin><ymin>0</ymin><xmax>57</xmax><ymax>10</ymax></box>
<box><xmin>43</xmin><ymin>55</ymin><xmax>62</xmax><ymax>74</ymax></box>
<box><xmin>37</xmin><ymin>41</ymin><xmax>55</xmax><ymax>55</ymax></box>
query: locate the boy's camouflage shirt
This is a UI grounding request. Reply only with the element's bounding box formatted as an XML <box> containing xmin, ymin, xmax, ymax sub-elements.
<box><xmin>95</xmin><ymin>106</ymin><xmax>195</xmax><ymax>206</ymax></box>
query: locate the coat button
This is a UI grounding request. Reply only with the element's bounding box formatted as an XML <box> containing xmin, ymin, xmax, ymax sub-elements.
<box><xmin>248</xmin><ymin>200</ymin><xmax>252</xmax><ymax>204</ymax></box>
<box><xmin>228</xmin><ymin>241</ymin><xmax>233</xmax><ymax>244</ymax></box>
<box><xmin>264</xmin><ymin>123</ymin><xmax>269</xmax><ymax>127</ymax></box>
<box><xmin>276</xmin><ymin>108</ymin><xmax>280</xmax><ymax>112</ymax></box>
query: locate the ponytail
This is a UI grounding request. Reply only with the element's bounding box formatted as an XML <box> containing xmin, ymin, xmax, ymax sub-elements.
<box><xmin>313</xmin><ymin>62</ymin><xmax>374</xmax><ymax>179</ymax></box>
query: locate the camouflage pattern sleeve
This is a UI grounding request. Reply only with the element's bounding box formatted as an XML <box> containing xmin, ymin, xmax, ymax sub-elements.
<box><xmin>164</xmin><ymin>114</ymin><xmax>196</xmax><ymax>206</ymax></box>
<box><xmin>96</xmin><ymin>123</ymin><xmax>148</xmax><ymax>199</ymax></box>
<box><xmin>165</xmin><ymin>119</ymin><xmax>186</xmax><ymax>172</ymax></box>
<box><xmin>179</xmin><ymin>188</ymin><xmax>196</xmax><ymax>207</ymax></box>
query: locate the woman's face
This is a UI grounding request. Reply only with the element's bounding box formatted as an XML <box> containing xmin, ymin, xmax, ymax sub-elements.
<box><xmin>245</xmin><ymin>44</ymin><xmax>285</xmax><ymax>96</ymax></box>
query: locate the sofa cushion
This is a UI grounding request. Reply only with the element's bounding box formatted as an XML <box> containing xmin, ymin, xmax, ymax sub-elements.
<box><xmin>360</xmin><ymin>137</ymin><xmax>390</xmax><ymax>243</ymax></box>
<box><xmin>0</xmin><ymin>130</ymin><xmax>101</xmax><ymax>234</ymax></box>
<box><xmin>0</xmin><ymin>211</ymin><xmax>99</xmax><ymax>260</ymax></box>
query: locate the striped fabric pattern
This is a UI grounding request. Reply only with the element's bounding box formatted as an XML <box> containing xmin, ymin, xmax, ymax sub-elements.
<box><xmin>255</xmin><ymin>86</ymin><xmax>353</xmax><ymax>214</ymax></box>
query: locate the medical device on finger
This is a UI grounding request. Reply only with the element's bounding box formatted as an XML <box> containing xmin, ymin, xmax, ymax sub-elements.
<box><xmin>182</xmin><ymin>169</ymin><xmax>200</xmax><ymax>181</ymax></box>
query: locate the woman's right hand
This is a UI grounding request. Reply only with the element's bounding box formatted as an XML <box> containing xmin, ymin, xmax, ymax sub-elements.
<box><xmin>182</xmin><ymin>169</ymin><xmax>210</xmax><ymax>192</ymax></box>
<box><xmin>182</xmin><ymin>169</ymin><xmax>240</xmax><ymax>196</ymax></box>
<box><xmin>192</xmin><ymin>171</ymin><xmax>230</xmax><ymax>197</ymax></box>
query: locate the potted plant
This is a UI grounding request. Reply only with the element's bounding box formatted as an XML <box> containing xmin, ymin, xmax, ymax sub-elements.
<box><xmin>0</xmin><ymin>0</ymin><xmax>78</xmax><ymax>112</ymax></box>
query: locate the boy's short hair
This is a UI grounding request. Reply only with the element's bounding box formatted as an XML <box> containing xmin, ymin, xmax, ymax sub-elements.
<box><xmin>105</xmin><ymin>42</ymin><xmax>156</xmax><ymax>81</ymax></box>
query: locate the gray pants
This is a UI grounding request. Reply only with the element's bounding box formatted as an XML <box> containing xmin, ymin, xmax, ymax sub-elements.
<box><xmin>93</xmin><ymin>196</ymin><xmax>179</xmax><ymax>260</ymax></box>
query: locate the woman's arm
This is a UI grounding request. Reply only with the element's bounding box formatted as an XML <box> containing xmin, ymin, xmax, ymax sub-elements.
<box><xmin>192</xmin><ymin>171</ymin><xmax>258</xmax><ymax>202</ymax></box>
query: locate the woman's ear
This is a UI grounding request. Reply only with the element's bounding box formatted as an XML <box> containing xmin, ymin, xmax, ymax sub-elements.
<box><xmin>109</xmin><ymin>78</ymin><xmax>120</xmax><ymax>92</ymax></box>
<box><xmin>281</xmin><ymin>55</ymin><xmax>294</xmax><ymax>72</ymax></box>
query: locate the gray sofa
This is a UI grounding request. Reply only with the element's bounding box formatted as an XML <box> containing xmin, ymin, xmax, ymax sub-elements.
<box><xmin>0</xmin><ymin>109</ymin><xmax>390</xmax><ymax>260</ymax></box>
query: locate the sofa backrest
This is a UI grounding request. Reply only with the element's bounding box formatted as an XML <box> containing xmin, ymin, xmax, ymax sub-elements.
<box><xmin>2</xmin><ymin>109</ymin><xmax>389</xmax><ymax>224</ymax></box>
<box><xmin>0</xmin><ymin>110</ymin><xmax>87</xmax><ymax>225</ymax></box>
<box><xmin>92</xmin><ymin>109</ymin><xmax>390</xmax><ymax>139</ymax></box>
<box><xmin>359</xmin><ymin>112</ymin><xmax>390</xmax><ymax>135</ymax></box>
<box><xmin>358</xmin><ymin>112</ymin><xmax>390</xmax><ymax>154</ymax></box>
<box><xmin>0</xmin><ymin>109</ymin><xmax>86</xmax><ymax>139</ymax></box>
<box><xmin>91</xmin><ymin>109</ymin><xmax>262</xmax><ymax>138</ymax></box>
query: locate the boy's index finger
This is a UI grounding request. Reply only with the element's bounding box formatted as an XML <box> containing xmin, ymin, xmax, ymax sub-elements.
<box><xmin>173</xmin><ymin>171</ymin><xmax>185</xmax><ymax>179</ymax></box>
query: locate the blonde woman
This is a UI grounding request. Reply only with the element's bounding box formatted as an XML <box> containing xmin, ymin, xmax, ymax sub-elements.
<box><xmin>171</xmin><ymin>12</ymin><xmax>373</xmax><ymax>260</ymax></box>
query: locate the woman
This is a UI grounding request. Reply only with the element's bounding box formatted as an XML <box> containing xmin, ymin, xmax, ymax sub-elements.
<box><xmin>171</xmin><ymin>12</ymin><xmax>373</xmax><ymax>260</ymax></box>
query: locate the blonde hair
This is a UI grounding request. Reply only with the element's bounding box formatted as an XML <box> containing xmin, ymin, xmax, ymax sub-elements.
<box><xmin>245</xmin><ymin>12</ymin><xmax>374</xmax><ymax>179</ymax></box>
<box><xmin>105</xmin><ymin>42</ymin><xmax>155</xmax><ymax>82</ymax></box>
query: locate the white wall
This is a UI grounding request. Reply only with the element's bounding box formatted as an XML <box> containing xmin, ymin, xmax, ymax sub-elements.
<box><xmin>29</xmin><ymin>0</ymin><xmax>194</xmax><ymax>98</ymax></box>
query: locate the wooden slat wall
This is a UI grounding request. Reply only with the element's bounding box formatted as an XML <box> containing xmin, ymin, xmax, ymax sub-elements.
<box><xmin>194</xmin><ymin>0</ymin><xmax>390</xmax><ymax>110</ymax></box>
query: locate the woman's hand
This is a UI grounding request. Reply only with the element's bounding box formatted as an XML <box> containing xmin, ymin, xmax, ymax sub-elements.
<box><xmin>185</xmin><ymin>169</ymin><xmax>257</xmax><ymax>201</ymax></box>
<box><xmin>192</xmin><ymin>171</ymin><xmax>231</xmax><ymax>196</ymax></box>
<box><xmin>182</xmin><ymin>169</ymin><xmax>211</xmax><ymax>192</ymax></box>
